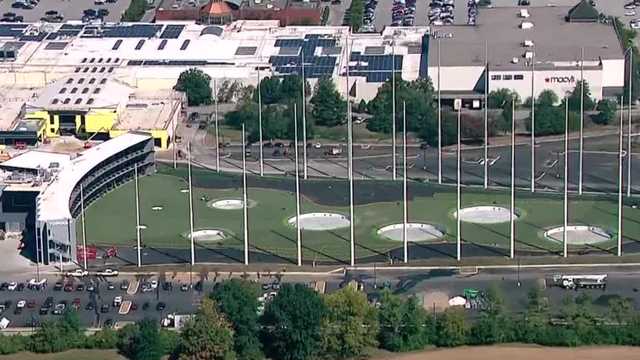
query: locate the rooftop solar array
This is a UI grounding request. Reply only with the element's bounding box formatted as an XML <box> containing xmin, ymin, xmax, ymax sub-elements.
<box><xmin>235</xmin><ymin>46</ymin><xmax>257</xmax><ymax>56</ymax></box>
<box><xmin>0</xmin><ymin>24</ymin><xmax>27</xmax><ymax>37</ymax></box>
<box><xmin>112</xmin><ymin>39</ymin><xmax>122</xmax><ymax>50</ymax></box>
<box><xmin>44</xmin><ymin>41</ymin><xmax>68</xmax><ymax>50</ymax></box>
<box><xmin>321</xmin><ymin>46</ymin><xmax>342</xmax><ymax>55</ymax></box>
<box><xmin>407</xmin><ymin>45</ymin><xmax>422</xmax><ymax>54</ymax></box>
<box><xmin>19</xmin><ymin>32</ymin><xmax>48</xmax><ymax>42</ymax></box>
<box><xmin>180</xmin><ymin>39</ymin><xmax>190</xmax><ymax>50</ymax></box>
<box><xmin>159</xmin><ymin>25</ymin><xmax>184</xmax><ymax>39</ymax></box>
<box><xmin>364</xmin><ymin>46</ymin><xmax>385</xmax><ymax>55</ymax></box>
<box><xmin>270</xmin><ymin>34</ymin><xmax>338</xmax><ymax>78</ymax></box>
<box><xmin>278</xmin><ymin>47</ymin><xmax>300</xmax><ymax>56</ymax></box>
<box><xmin>128</xmin><ymin>59</ymin><xmax>211</xmax><ymax>66</ymax></box>
<box><xmin>158</xmin><ymin>39</ymin><xmax>168</xmax><ymax>50</ymax></box>
<box><xmin>102</xmin><ymin>24</ymin><xmax>162</xmax><ymax>38</ymax></box>
<box><xmin>348</xmin><ymin>52</ymin><xmax>403</xmax><ymax>83</ymax></box>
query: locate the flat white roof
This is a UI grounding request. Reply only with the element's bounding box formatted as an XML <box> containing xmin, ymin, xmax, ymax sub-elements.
<box><xmin>0</xmin><ymin>150</ymin><xmax>70</xmax><ymax>171</ymax></box>
<box><xmin>36</xmin><ymin>132</ymin><xmax>151</xmax><ymax>222</ymax></box>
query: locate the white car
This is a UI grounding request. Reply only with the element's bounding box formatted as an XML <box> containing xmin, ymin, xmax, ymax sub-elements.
<box><xmin>626</xmin><ymin>10</ymin><xmax>637</xmax><ymax>16</ymax></box>
<box><xmin>7</xmin><ymin>282</ymin><xmax>17</xmax><ymax>291</ymax></box>
<box><xmin>66</xmin><ymin>269</ymin><xmax>88</xmax><ymax>277</ymax></box>
<box><xmin>16</xmin><ymin>300</ymin><xmax>25</xmax><ymax>309</ymax></box>
<box><xmin>632</xmin><ymin>21</ymin><xmax>640</xmax><ymax>29</ymax></box>
<box><xmin>96</xmin><ymin>269</ymin><xmax>119</xmax><ymax>277</ymax></box>
<box><xmin>625</xmin><ymin>3</ymin><xmax>636</xmax><ymax>9</ymax></box>
<box><xmin>113</xmin><ymin>296</ymin><xmax>122</xmax><ymax>307</ymax></box>
<box><xmin>150</xmin><ymin>280</ymin><xmax>158</xmax><ymax>289</ymax></box>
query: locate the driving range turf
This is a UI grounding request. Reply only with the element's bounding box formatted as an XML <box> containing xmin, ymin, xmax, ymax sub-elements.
<box><xmin>79</xmin><ymin>165</ymin><xmax>640</xmax><ymax>263</ymax></box>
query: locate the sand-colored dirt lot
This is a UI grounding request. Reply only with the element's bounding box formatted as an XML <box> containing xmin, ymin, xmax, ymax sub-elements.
<box><xmin>372</xmin><ymin>345</ymin><xmax>640</xmax><ymax>360</ymax></box>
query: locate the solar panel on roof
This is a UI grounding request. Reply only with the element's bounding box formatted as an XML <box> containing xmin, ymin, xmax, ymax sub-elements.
<box><xmin>235</xmin><ymin>46</ymin><xmax>257</xmax><ymax>56</ymax></box>
<box><xmin>158</xmin><ymin>39</ymin><xmax>167</xmax><ymax>50</ymax></box>
<box><xmin>135</xmin><ymin>39</ymin><xmax>145</xmax><ymax>50</ymax></box>
<box><xmin>112</xmin><ymin>39</ymin><xmax>122</xmax><ymax>50</ymax></box>
<box><xmin>180</xmin><ymin>39</ymin><xmax>190</xmax><ymax>50</ymax></box>
<box><xmin>364</xmin><ymin>46</ymin><xmax>385</xmax><ymax>55</ymax></box>
<box><xmin>44</xmin><ymin>42</ymin><xmax>68</xmax><ymax>50</ymax></box>
<box><xmin>159</xmin><ymin>24</ymin><xmax>184</xmax><ymax>39</ymax></box>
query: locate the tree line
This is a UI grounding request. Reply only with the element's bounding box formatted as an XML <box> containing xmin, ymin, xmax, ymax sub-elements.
<box><xmin>177</xmin><ymin>68</ymin><xmax>619</xmax><ymax>146</ymax></box>
<box><xmin>3</xmin><ymin>279</ymin><xmax>640</xmax><ymax>359</ymax></box>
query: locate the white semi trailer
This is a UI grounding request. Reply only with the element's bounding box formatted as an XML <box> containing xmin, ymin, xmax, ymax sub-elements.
<box><xmin>551</xmin><ymin>274</ymin><xmax>607</xmax><ymax>290</ymax></box>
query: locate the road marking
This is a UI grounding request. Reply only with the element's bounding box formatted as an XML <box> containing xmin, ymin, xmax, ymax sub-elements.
<box><xmin>127</xmin><ymin>280</ymin><xmax>139</xmax><ymax>295</ymax></box>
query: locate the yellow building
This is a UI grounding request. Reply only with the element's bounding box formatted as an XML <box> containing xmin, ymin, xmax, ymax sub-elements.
<box><xmin>24</xmin><ymin>75</ymin><xmax>182</xmax><ymax>149</ymax></box>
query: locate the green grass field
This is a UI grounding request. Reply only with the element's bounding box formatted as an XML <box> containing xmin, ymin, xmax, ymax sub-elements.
<box><xmin>80</xmin><ymin>166</ymin><xmax>640</xmax><ymax>262</ymax></box>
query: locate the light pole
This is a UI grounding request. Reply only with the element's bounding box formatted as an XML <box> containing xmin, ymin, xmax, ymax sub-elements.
<box><xmin>214</xmin><ymin>79</ymin><xmax>220</xmax><ymax>173</ymax></box>
<box><xmin>484</xmin><ymin>40</ymin><xmax>489</xmax><ymax>189</ymax></box>
<box><xmin>134</xmin><ymin>164</ymin><xmax>141</xmax><ymax>268</ymax></box>
<box><xmin>294</xmin><ymin>103</ymin><xmax>302</xmax><ymax>266</ymax></box>
<box><xmin>188</xmin><ymin>143</ymin><xmax>195</xmax><ymax>266</ymax></box>
<box><xmin>579</xmin><ymin>47</ymin><xmax>584</xmax><ymax>195</ymax></box>
<box><xmin>628</xmin><ymin>48</ymin><xmax>633</xmax><ymax>197</ymax></box>
<box><xmin>80</xmin><ymin>184</ymin><xmax>88</xmax><ymax>270</ymax></box>
<box><xmin>391</xmin><ymin>36</ymin><xmax>397</xmax><ymax>181</ymax></box>
<box><xmin>456</xmin><ymin>105</ymin><xmax>461</xmax><ymax>261</ymax></box>
<box><xmin>437</xmin><ymin>37</ymin><xmax>442</xmax><ymax>184</ymax></box>
<box><xmin>242</xmin><ymin>124</ymin><xmax>249</xmax><ymax>265</ymax></box>
<box><xmin>530</xmin><ymin>47</ymin><xmax>536</xmax><ymax>193</ymax></box>
<box><xmin>510</xmin><ymin>97</ymin><xmax>515</xmax><ymax>259</ymax></box>
<box><xmin>301</xmin><ymin>49</ymin><xmax>308</xmax><ymax>180</ymax></box>
<box><xmin>257</xmin><ymin>69</ymin><xmax>264</xmax><ymax>176</ymax></box>
<box><xmin>563</xmin><ymin>98</ymin><xmax>568</xmax><ymax>259</ymax></box>
<box><xmin>619</xmin><ymin>95</ymin><xmax>625</xmax><ymax>257</ymax></box>
<box><xmin>402</xmin><ymin>101</ymin><xmax>408</xmax><ymax>263</ymax></box>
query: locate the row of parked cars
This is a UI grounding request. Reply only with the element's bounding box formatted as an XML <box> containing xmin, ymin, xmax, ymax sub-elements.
<box><xmin>391</xmin><ymin>0</ymin><xmax>416</xmax><ymax>26</ymax></box>
<box><xmin>11</xmin><ymin>0</ymin><xmax>39</xmax><ymax>10</ymax></box>
<box><xmin>360</xmin><ymin>0</ymin><xmax>378</xmax><ymax>33</ymax></box>
<box><xmin>467</xmin><ymin>0</ymin><xmax>478</xmax><ymax>26</ymax></box>
<box><xmin>429</xmin><ymin>0</ymin><xmax>454</xmax><ymax>25</ymax></box>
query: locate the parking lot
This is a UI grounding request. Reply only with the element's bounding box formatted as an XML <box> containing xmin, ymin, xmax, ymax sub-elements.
<box><xmin>0</xmin><ymin>0</ymin><xmax>131</xmax><ymax>23</ymax></box>
<box><xmin>0</xmin><ymin>272</ymin><xmax>340</xmax><ymax>330</ymax></box>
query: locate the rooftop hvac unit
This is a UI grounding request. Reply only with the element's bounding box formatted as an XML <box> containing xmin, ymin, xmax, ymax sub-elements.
<box><xmin>520</xmin><ymin>21</ymin><xmax>533</xmax><ymax>29</ymax></box>
<box><xmin>519</xmin><ymin>9</ymin><xmax>530</xmax><ymax>18</ymax></box>
<box><xmin>523</xmin><ymin>40</ymin><xmax>534</xmax><ymax>47</ymax></box>
<box><xmin>524</xmin><ymin>51</ymin><xmax>533</xmax><ymax>59</ymax></box>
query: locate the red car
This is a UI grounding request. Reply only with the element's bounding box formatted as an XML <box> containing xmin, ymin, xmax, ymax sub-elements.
<box><xmin>26</xmin><ymin>300</ymin><xmax>36</xmax><ymax>309</ymax></box>
<box><xmin>130</xmin><ymin>302</ymin><xmax>138</xmax><ymax>311</ymax></box>
<box><xmin>72</xmin><ymin>298</ymin><xmax>81</xmax><ymax>310</ymax></box>
<box><xmin>64</xmin><ymin>283</ymin><xmax>74</xmax><ymax>292</ymax></box>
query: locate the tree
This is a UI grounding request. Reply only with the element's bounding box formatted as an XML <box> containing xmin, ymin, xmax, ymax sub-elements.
<box><xmin>469</xmin><ymin>285</ymin><xmax>513</xmax><ymax>344</ymax></box>
<box><xmin>310</xmin><ymin>77</ymin><xmax>347</xmax><ymax>127</ymax></box>
<box><xmin>175</xmin><ymin>68</ymin><xmax>212</xmax><ymax>106</ymax></box>
<box><xmin>460</xmin><ymin>113</ymin><xmax>496</xmax><ymax>142</ymax></box>
<box><xmin>126</xmin><ymin>319</ymin><xmax>165</xmax><ymax>360</ymax></box>
<box><xmin>562</xmin><ymin>80</ymin><xmax>596</xmax><ymax>112</ymax></box>
<box><xmin>594</xmin><ymin>99</ymin><xmax>617</xmax><ymax>125</ymax></box>
<box><xmin>496</xmin><ymin>95</ymin><xmax>519</xmax><ymax>134</ymax></box>
<box><xmin>345</xmin><ymin>0</ymin><xmax>364</xmax><ymax>31</ymax></box>
<box><xmin>487</xmin><ymin>88</ymin><xmax>519</xmax><ymax>109</ymax></box>
<box><xmin>30</xmin><ymin>310</ymin><xmax>83</xmax><ymax>353</ymax></box>
<box><xmin>210</xmin><ymin>279</ymin><xmax>262</xmax><ymax>360</ymax></box>
<box><xmin>179</xmin><ymin>298</ymin><xmax>236</xmax><ymax>360</ymax></box>
<box><xmin>321</xmin><ymin>286</ymin><xmax>378</xmax><ymax>359</ymax></box>
<box><xmin>366</xmin><ymin>77</ymin><xmax>438</xmax><ymax>144</ymax></box>
<box><xmin>525</xmin><ymin>90</ymin><xmax>564</xmax><ymax>136</ymax></box>
<box><xmin>261</xmin><ymin>283</ymin><xmax>326</xmax><ymax>360</ymax></box>
<box><xmin>435</xmin><ymin>307</ymin><xmax>467</xmax><ymax>347</ymax></box>
<box><xmin>256</xmin><ymin>76</ymin><xmax>283</xmax><ymax>105</ymax></box>
<box><xmin>377</xmin><ymin>290</ymin><xmax>431</xmax><ymax>352</ymax></box>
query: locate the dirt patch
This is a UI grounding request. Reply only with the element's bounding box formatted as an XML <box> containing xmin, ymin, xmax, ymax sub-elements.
<box><xmin>371</xmin><ymin>345</ymin><xmax>640</xmax><ymax>360</ymax></box>
<box><xmin>421</xmin><ymin>291</ymin><xmax>449</xmax><ymax>312</ymax></box>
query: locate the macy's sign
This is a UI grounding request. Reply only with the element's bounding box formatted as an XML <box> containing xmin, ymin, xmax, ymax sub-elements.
<box><xmin>545</xmin><ymin>76</ymin><xmax>576</xmax><ymax>84</ymax></box>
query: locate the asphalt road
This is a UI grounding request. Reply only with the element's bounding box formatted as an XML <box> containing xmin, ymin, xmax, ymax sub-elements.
<box><xmin>187</xmin><ymin>131</ymin><xmax>640</xmax><ymax>195</ymax></box>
